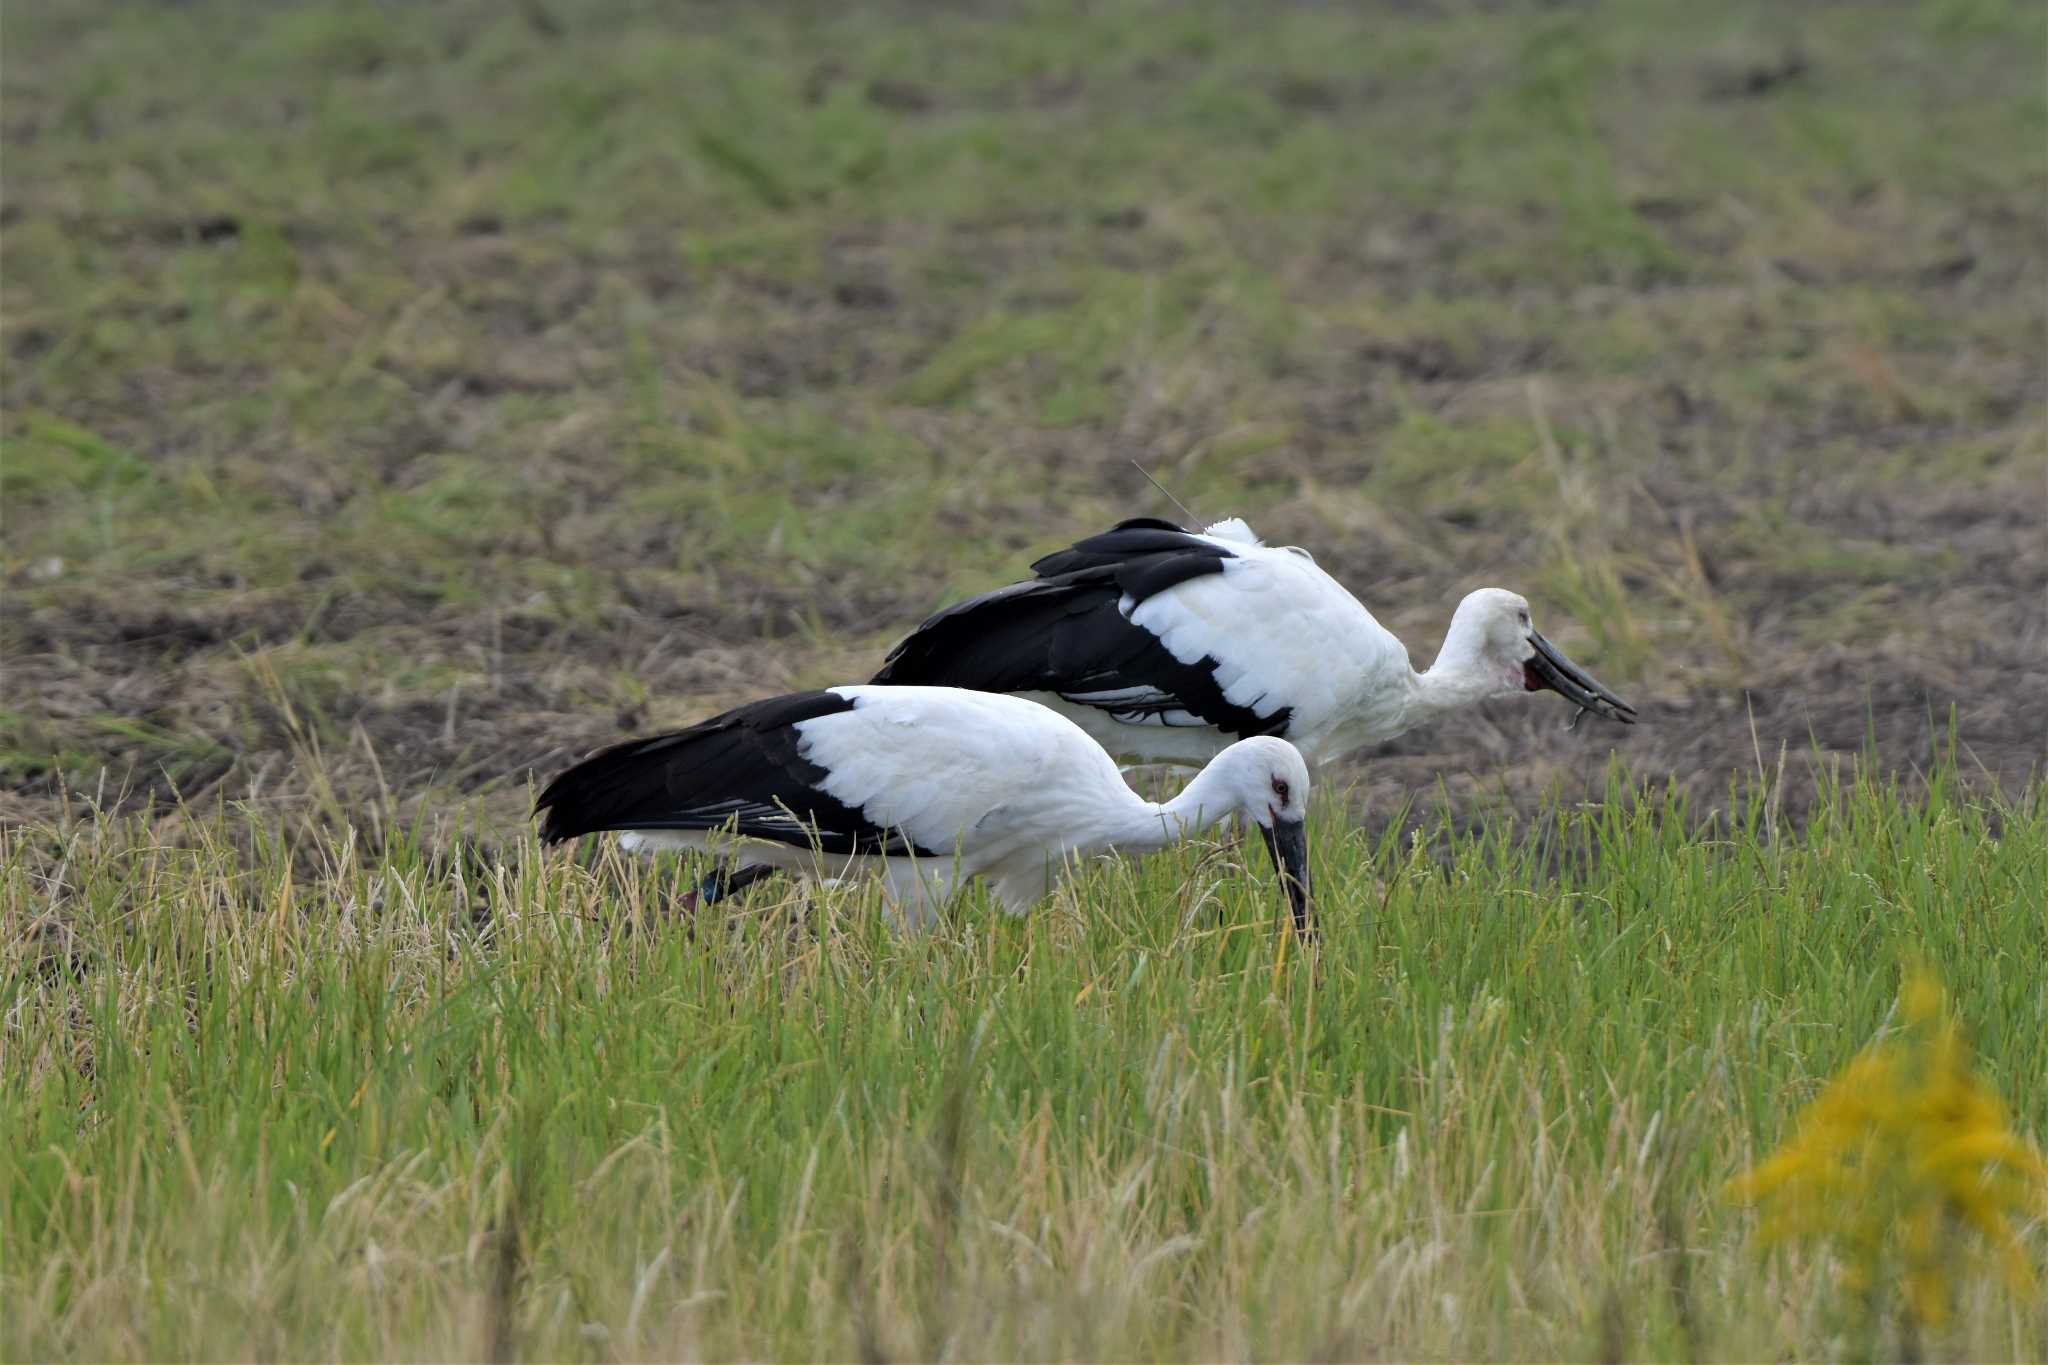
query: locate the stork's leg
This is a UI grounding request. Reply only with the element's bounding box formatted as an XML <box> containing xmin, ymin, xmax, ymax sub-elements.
<box><xmin>875</xmin><ymin>856</ymin><xmax>962</xmax><ymax>934</ymax></box>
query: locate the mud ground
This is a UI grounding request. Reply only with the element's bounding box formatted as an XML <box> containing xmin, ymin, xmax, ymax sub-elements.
<box><xmin>5</xmin><ymin>1</ymin><xmax>2042</xmax><ymax>855</ymax></box>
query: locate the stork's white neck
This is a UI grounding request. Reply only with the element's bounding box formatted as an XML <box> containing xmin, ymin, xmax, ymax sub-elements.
<box><xmin>1405</xmin><ymin>657</ymin><xmax>1504</xmax><ymax>725</ymax></box>
<box><xmin>1110</xmin><ymin>759</ymin><xmax>1252</xmax><ymax>852</ymax></box>
<box><xmin>1403</xmin><ymin>609</ymin><xmax>1520</xmax><ymax>728</ymax></box>
<box><xmin>1305</xmin><ymin>634</ymin><xmax>1505</xmax><ymax>761</ymax></box>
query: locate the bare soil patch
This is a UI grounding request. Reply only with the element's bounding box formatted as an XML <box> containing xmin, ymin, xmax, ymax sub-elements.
<box><xmin>4</xmin><ymin>0</ymin><xmax>2041</xmax><ymax>850</ymax></box>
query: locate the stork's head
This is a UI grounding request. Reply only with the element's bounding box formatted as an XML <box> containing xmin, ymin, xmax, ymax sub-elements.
<box><xmin>1212</xmin><ymin>735</ymin><xmax>1315</xmax><ymax>938</ymax></box>
<box><xmin>1439</xmin><ymin>589</ymin><xmax>1637</xmax><ymax>724</ymax></box>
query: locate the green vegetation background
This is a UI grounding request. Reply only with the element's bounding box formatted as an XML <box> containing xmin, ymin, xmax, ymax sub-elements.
<box><xmin>4</xmin><ymin>1</ymin><xmax>2044</xmax><ymax>1359</ymax></box>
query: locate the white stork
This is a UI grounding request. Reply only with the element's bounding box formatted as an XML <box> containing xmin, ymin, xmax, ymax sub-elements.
<box><xmin>537</xmin><ymin>685</ymin><xmax>1315</xmax><ymax>935</ymax></box>
<box><xmin>872</xmin><ymin>516</ymin><xmax>1636</xmax><ymax>767</ymax></box>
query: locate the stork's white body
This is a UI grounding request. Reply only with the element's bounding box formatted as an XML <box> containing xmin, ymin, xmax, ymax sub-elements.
<box><xmin>1023</xmin><ymin>520</ymin><xmax>1436</xmax><ymax>765</ymax></box>
<box><xmin>875</xmin><ymin>517</ymin><xmax>1634</xmax><ymax>768</ymax></box>
<box><xmin>593</xmin><ymin>687</ymin><xmax>1310</xmax><ymax>931</ymax></box>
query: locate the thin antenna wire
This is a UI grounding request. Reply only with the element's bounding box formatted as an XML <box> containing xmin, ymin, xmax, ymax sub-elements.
<box><xmin>1128</xmin><ymin>458</ymin><xmax>1204</xmax><ymax>528</ymax></box>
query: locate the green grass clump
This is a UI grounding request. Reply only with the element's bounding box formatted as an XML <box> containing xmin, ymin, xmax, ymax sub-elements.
<box><xmin>5</xmin><ymin>766</ymin><xmax>2042</xmax><ymax>1360</ymax></box>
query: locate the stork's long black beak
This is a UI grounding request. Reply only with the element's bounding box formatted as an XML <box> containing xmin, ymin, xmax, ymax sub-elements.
<box><xmin>1524</xmin><ymin>631</ymin><xmax>1637</xmax><ymax>725</ymax></box>
<box><xmin>1258</xmin><ymin>817</ymin><xmax>1316</xmax><ymax>940</ymax></box>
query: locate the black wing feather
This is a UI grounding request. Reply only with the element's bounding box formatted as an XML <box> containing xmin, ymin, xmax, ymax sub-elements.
<box><xmin>1028</xmin><ymin>517</ymin><xmax>1200</xmax><ymax>577</ymax></box>
<box><xmin>873</xmin><ymin>521</ymin><xmax>1292</xmax><ymax>739</ymax></box>
<box><xmin>536</xmin><ymin>690</ymin><xmax>934</xmax><ymax>856</ymax></box>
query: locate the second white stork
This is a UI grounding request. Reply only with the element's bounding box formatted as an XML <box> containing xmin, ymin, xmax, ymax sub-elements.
<box><xmin>536</xmin><ymin>685</ymin><xmax>1315</xmax><ymax>935</ymax></box>
<box><xmin>872</xmin><ymin>516</ymin><xmax>1636</xmax><ymax>767</ymax></box>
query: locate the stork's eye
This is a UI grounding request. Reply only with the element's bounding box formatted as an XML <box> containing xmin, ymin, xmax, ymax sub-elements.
<box><xmin>1271</xmin><ymin>777</ymin><xmax>1290</xmax><ymax>803</ymax></box>
<box><xmin>1517</xmin><ymin>610</ymin><xmax>1530</xmax><ymax>626</ymax></box>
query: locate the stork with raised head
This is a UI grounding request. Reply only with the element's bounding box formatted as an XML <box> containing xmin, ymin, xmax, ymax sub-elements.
<box><xmin>872</xmin><ymin>516</ymin><xmax>1636</xmax><ymax>767</ymax></box>
<box><xmin>536</xmin><ymin>685</ymin><xmax>1315</xmax><ymax>935</ymax></box>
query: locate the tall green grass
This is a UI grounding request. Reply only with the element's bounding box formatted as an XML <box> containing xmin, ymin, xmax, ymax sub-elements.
<box><xmin>5</xmin><ymin>764</ymin><xmax>2042</xmax><ymax>1360</ymax></box>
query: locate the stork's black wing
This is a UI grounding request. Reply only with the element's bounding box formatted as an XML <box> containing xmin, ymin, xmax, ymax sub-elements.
<box><xmin>1026</xmin><ymin>517</ymin><xmax>1194</xmax><ymax>577</ymax></box>
<box><xmin>872</xmin><ymin>519</ymin><xmax>1292</xmax><ymax>738</ymax></box>
<box><xmin>536</xmin><ymin>690</ymin><xmax>935</xmax><ymax>856</ymax></box>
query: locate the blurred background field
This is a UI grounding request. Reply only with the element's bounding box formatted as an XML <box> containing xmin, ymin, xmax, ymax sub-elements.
<box><xmin>5</xmin><ymin>0</ymin><xmax>2042</xmax><ymax>840</ymax></box>
<box><xmin>4</xmin><ymin>2</ymin><xmax>2047</xmax><ymax>1360</ymax></box>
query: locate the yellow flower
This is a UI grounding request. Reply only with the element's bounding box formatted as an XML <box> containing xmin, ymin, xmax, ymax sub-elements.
<box><xmin>1727</xmin><ymin>970</ymin><xmax>2046</xmax><ymax>1331</ymax></box>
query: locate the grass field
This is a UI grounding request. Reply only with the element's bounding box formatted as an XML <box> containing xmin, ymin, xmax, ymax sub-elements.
<box><xmin>4</xmin><ymin>0</ymin><xmax>2045</xmax><ymax>1359</ymax></box>
<box><xmin>7</xmin><ymin>768</ymin><xmax>2046</xmax><ymax>1360</ymax></box>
